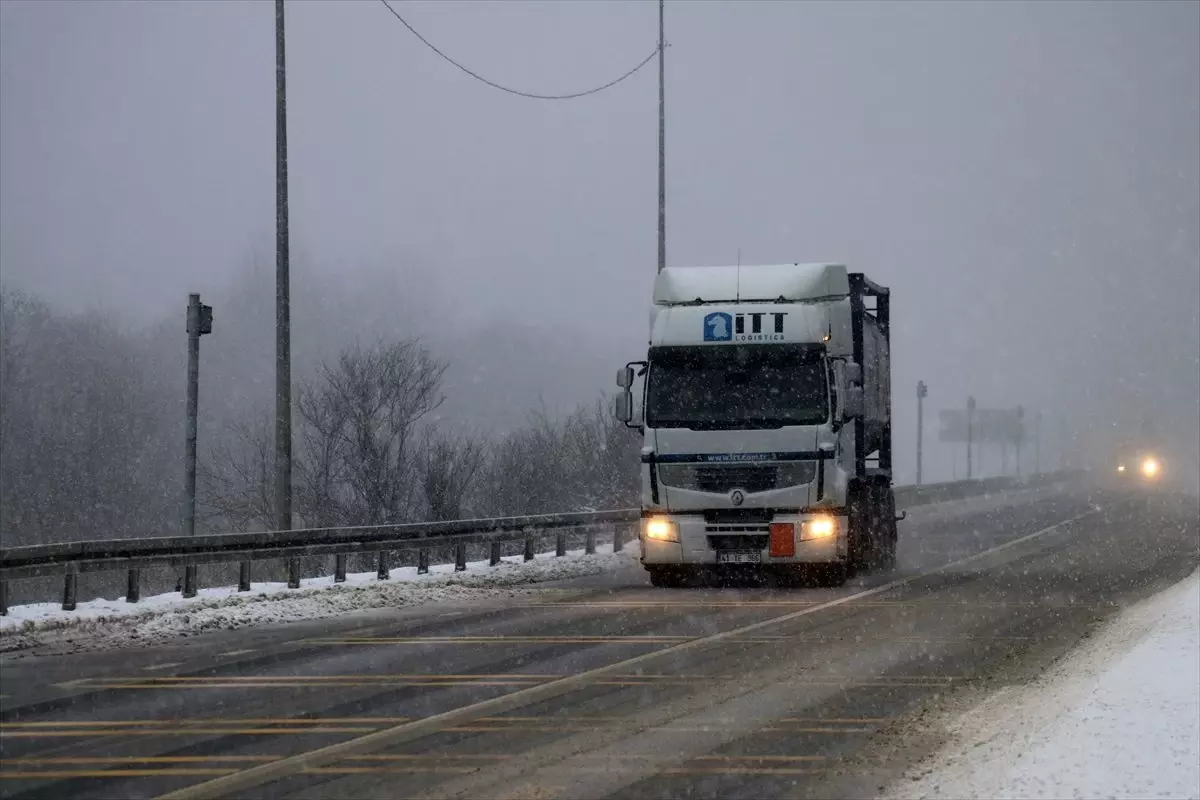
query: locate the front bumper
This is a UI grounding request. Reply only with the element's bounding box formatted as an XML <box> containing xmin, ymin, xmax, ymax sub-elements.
<box><xmin>639</xmin><ymin>512</ymin><xmax>848</xmax><ymax>566</ymax></box>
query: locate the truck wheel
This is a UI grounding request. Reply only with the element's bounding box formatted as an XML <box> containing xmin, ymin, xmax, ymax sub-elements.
<box><xmin>878</xmin><ymin>488</ymin><xmax>899</xmax><ymax>571</ymax></box>
<box><xmin>846</xmin><ymin>486</ymin><xmax>871</xmax><ymax>576</ymax></box>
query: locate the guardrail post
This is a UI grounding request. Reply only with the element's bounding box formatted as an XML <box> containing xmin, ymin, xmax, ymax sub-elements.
<box><xmin>126</xmin><ymin>569</ymin><xmax>140</xmax><ymax>604</ymax></box>
<box><xmin>334</xmin><ymin>554</ymin><xmax>347</xmax><ymax>583</ymax></box>
<box><xmin>613</xmin><ymin>524</ymin><xmax>624</xmax><ymax>552</ymax></box>
<box><xmin>287</xmin><ymin>559</ymin><xmax>300</xmax><ymax>589</ymax></box>
<box><xmin>586</xmin><ymin>527</ymin><xmax>596</xmax><ymax>555</ymax></box>
<box><xmin>0</xmin><ymin>581</ymin><xmax>8</xmax><ymax>616</ymax></box>
<box><xmin>556</xmin><ymin>531</ymin><xmax>566</xmax><ymax>557</ymax></box>
<box><xmin>377</xmin><ymin>551</ymin><xmax>390</xmax><ymax>581</ymax></box>
<box><xmin>490</xmin><ymin>541</ymin><xmax>501</xmax><ymax>566</ymax></box>
<box><xmin>524</xmin><ymin>535</ymin><xmax>535</xmax><ymax>562</ymax></box>
<box><xmin>455</xmin><ymin>543</ymin><xmax>467</xmax><ymax>571</ymax></box>
<box><xmin>239</xmin><ymin>562</ymin><xmax>251</xmax><ymax>592</ymax></box>
<box><xmin>183</xmin><ymin>564</ymin><xmax>198</xmax><ymax>598</ymax></box>
<box><xmin>62</xmin><ymin>571</ymin><xmax>78</xmax><ymax>611</ymax></box>
<box><xmin>418</xmin><ymin>549</ymin><xmax>429</xmax><ymax>574</ymax></box>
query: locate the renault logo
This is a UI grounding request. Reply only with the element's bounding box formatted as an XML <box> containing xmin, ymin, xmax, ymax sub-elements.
<box><xmin>730</xmin><ymin>490</ymin><xmax>745</xmax><ymax>506</ymax></box>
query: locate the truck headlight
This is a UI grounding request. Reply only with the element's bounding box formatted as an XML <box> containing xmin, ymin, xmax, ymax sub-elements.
<box><xmin>644</xmin><ymin>517</ymin><xmax>679</xmax><ymax>542</ymax></box>
<box><xmin>1117</xmin><ymin>464</ymin><xmax>1126</xmax><ymax>473</ymax></box>
<box><xmin>1141</xmin><ymin>457</ymin><xmax>1160</xmax><ymax>478</ymax></box>
<box><xmin>801</xmin><ymin>515</ymin><xmax>837</xmax><ymax>541</ymax></box>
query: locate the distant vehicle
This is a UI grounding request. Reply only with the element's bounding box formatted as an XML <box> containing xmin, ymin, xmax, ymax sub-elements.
<box><xmin>614</xmin><ymin>263</ymin><xmax>897</xmax><ymax>587</ymax></box>
<box><xmin>1115</xmin><ymin>448</ymin><xmax>1164</xmax><ymax>482</ymax></box>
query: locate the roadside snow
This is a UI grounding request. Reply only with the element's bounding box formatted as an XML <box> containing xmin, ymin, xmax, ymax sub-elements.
<box><xmin>0</xmin><ymin>543</ymin><xmax>640</xmax><ymax>652</ymax></box>
<box><xmin>887</xmin><ymin>568</ymin><xmax>1200</xmax><ymax>800</ymax></box>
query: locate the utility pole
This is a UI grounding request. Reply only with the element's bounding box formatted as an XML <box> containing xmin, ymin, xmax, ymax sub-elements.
<box><xmin>966</xmin><ymin>394</ymin><xmax>976</xmax><ymax>479</ymax></box>
<box><xmin>1015</xmin><ymin>405</ymin><xmax>1024</xmax><ymax>478</ymax></box>
<box><xmin>916</xmin><ymin>380</ymin><xmax>927</xmax><ymax>485</ymax></box>
<box><xmin>183</xmin><ymin>294</ymin><xmax>212</xmax><ymax>598</ymax></box>
<box><xmin>1035</xmin><ymin>409</ymin><xmax>1042</xmax><ymax>475</ymax></box>
<box><xmin>275</xmin><ymin>0</ymin><xmax>296</xmax><ymax>589</ymax></box>
<box><xmin>656</xmin><ymin>0</ymin><xmax>666</xmax><ymax>273</ymax></box>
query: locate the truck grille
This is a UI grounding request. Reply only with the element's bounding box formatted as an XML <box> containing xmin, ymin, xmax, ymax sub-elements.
<box><xmin>657</xmin><ymin>462</ymin><xmax>816</xmax><ymax>494</ymax></box>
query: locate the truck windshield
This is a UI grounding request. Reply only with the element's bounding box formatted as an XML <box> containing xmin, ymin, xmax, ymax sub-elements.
<box><xmin>645</xmin><ymin>344</ymin><xmax>828</xmax><ymax>429</ymax></box>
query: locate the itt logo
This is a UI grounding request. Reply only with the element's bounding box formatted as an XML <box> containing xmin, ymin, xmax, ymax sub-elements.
<box><xmin>703</xmin><ymin>312</ymin><xmax>733</xmax><ymax>342</ymax></box>
<box><xmin>703</xmin><ymin>311</ymin><xmax>788</xmax><ymax>342</ymax></box>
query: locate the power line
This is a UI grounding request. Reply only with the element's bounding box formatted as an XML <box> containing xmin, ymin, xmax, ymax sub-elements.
<box><xmin>377</xmin><ymin>0</ymin><xmax>660</xmax><ymax>100</ymax></box>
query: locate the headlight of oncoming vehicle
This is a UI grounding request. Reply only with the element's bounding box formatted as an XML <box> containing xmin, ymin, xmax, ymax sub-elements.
<box><xmin>643</xmin><ymin>517</ymin><xmax>679</xmax><ymax>542</ymax></box>
<box><xmin>1140</xmin><ymin>457</ymin><xmax>1160</xmax><ymax>478</ymax></box>
<box><xmin>801</xmin><ymin>515</ymin><xmax>837</xmax><ymax>541</ymax></box>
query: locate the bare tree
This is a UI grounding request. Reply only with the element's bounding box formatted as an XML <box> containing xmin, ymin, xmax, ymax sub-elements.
<box><xmin>0</xmin><ymin>290</ymin><xmax>175</xmax><ymax>547</ymax></box>
<box><xmin>197</xmin><ymin>415</ymin><xmax>275</xmax><ymax>531</ymax></box>
<box><xmin>419</xmin><ymin>426</ymin><xmax>485</xmax><ymax>521</ymax></box>
<box><xmin>477</xmin><ymin>397</ymin><xmax>639</xmax><ymax>518</ymax></box>
<box><xmin>317</xmin><ymin>340</ymin><xmax>446</xmax><ymax>525</ymax></box>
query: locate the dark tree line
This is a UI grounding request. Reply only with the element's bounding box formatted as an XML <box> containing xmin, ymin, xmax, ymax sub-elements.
<box><xmin>0</xmin><ymin>288</ymin><xmax>639</xmax><ymax>550</ymax></box>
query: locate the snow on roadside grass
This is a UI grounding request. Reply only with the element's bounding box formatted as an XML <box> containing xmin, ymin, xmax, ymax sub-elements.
<box><xmin>886</xmin><ymin>568</ymin><xmax>1200</xmax><ymax>800</ymax></box>
<box><xmin>0</xmin><ymin>542</ymin><xmax>641</xmax><ymax>652</ymax></box>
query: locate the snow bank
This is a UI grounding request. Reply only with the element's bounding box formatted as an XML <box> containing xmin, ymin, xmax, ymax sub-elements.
<box><xmin>887</xmin><ymin>569</ymin><xmax>1200</xmax><ymax>800</ymax></box>
<box><xmin>0</xmin><ymin>543</ymin><xmax>640</xmax><ymax>653</ymax></box>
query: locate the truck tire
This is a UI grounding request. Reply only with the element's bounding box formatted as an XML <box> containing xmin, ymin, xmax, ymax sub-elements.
<box><xmin>846</xmin><ymin>484</ymin><xmax>872</xmax><ymax>576</ymax></box>
<box><xmin>877</xmin><ymin>488</ymin><xmax>898</xmax><ymax>571</ymax></box>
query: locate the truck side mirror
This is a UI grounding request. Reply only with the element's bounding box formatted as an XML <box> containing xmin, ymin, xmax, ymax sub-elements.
<box><xmin>844</xmin><ymin>362</ymin><xmax>863</xmax><ymax>386</ymax></box>
<box><xmin>616</xmin><ymin>366</ymin><xmax>634</xmax><ymax>389</ymax></box>
<box><xmin>614</xmin><ymin>391</ymin><xmax>634</xmax><ymax>424</ymax></box>
<box><xmin>843</xmin><ymin>386</ymin><xmax>865</xmax><ymax>419</ymax></box>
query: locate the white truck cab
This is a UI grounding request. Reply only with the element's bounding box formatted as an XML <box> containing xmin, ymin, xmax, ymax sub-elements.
<box><xmin>615</xmin><ymin>263</ymin><xmax>898</xmax><ymax>587</ymax></box>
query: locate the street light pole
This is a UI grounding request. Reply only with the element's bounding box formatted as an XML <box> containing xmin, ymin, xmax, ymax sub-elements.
<box><xmin>656</xmin><ymin>0</ymin><xmax>666</xmax><ymax>273</ymax></box>
<box><xmin>275</xmin><ymin>0</ymin><xmax>295</xmax><ymax>585</ymax></box>
<box><xmin>966</xmin><ymin>395</ymin><xmax>976</xmax><ymax>480</ymax></box>
<box><xmin>1035</xmin><ymin>409</ymin><xmax>1042</xmax><ymax>475</ymax></box>
<box><xmin>916</xmin><ymin>380</ymin><xmax>927</xmax><ymax>485</ymax></box>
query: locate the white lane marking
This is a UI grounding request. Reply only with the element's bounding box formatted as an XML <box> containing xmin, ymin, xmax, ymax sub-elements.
<box><xmin>142</xmin><ymin>663</ymin><xmax>183</xmax><ymax>672</ymax></box>
<box><xmin>155</xmin><ymin>507</ymin><xmax>1099</xmax><ymax>800</ymax></box>
<box><xmin>218</xmin><ymin>650</ymin><xmax>256</xmax><ymax>658</ymax></box>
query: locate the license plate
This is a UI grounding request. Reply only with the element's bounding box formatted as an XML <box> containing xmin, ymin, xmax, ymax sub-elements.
<box><xmin>717</xmin><ymin>551</ymin><xmax>762</xmax><ymax>564</ymax></box>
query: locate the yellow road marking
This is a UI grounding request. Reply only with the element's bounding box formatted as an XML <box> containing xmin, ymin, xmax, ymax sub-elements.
<box><xmin>0</xmin><ymin>718</ymin><xmax>411</xmax><ymax>728</ymax></box>
<box><xmin>3</xmin><ymin>769</ymin><xmax>239</xmax><ymax>778</ymax></box>
<box><xmin>2</xmin><ymin>764</ymin><xmax>822</xmax><ymax>779</ymax></box>
<box><xmin>300</xmin><ymin>635</ymin><xmax>792</xmax><ymax>644</ymax></box>
<box><xmin>1</xmin><ymin>753</ymin><xmax>827</xmax><ymax>767</ymax></box>
<box><xmin>1</xmin><ymin>714</ymin><xmax>886</xmax><ymax>728</ymax></box>
<box><xmin>2</xmin><ymin>728</ymin><xmax>381</xmax><ymax>738</ymax></box>
<box><xmin>300</xmin><ymin>765</ymin><xmax>826</xmax><ymax>776</ymax></box>
<box><xmin>155</xmin><ymin>507</ymin><xmax>1100</xmax><ymax>800</ymax></box>
<box><xmin>0</xmin><ymin>725</ymin><xmax>874</xmax><ymax>738</ymax></box>
<box><xmin>2</xmin><ymin>757</ymin><xmax>276</xmax><ymax>765</ymax></box>
<box><xmin>31</xmin><ymin>674</ymin><xmax>963</xmax><ymax>692</ymax></box>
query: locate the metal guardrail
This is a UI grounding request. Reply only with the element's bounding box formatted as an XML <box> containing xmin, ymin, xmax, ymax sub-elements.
<box><xmin>0</xmin><ymin>471</ymin><xmax>1078</xmax><ymax>614</ymax></box>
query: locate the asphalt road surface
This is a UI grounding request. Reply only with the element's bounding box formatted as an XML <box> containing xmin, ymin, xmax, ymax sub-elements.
<box><xmin>1</xmin><ymin>481</ymin><xmax>1196</xmax><ymax>800</ymax></box>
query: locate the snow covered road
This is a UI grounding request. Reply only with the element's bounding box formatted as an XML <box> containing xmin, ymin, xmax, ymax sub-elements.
<box><xmin>887</xmin><ymin>568</ymin><xmax>1200</xmax><ymax>800</ymax></box>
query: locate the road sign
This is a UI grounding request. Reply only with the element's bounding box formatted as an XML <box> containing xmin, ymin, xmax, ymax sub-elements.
<box><xmin>938</xmin><ymin>409</ymin><xmax>969</xmax><ymax>442</ymax></box>
<box><xmin>939</xmin><ymin>407</ymin><xmax>1025</xmax><ymax>444</ymax></box>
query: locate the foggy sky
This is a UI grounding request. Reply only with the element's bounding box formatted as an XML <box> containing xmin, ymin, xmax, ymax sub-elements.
<box><xmin>2</xmin><ymin>0</ymin><xmax>1198</xmax><ymax>483</ymax></box>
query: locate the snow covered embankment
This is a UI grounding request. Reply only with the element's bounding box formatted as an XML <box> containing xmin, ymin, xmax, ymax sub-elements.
<box><xmin>0</xmin><ymin>543</ymin><xmax>639</xmax><ymax>652</ymax></box>
<box><xmin>887</xmin><ymin>568</ymin><xmax>1200</xmax><ymax>800</ymax></box>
